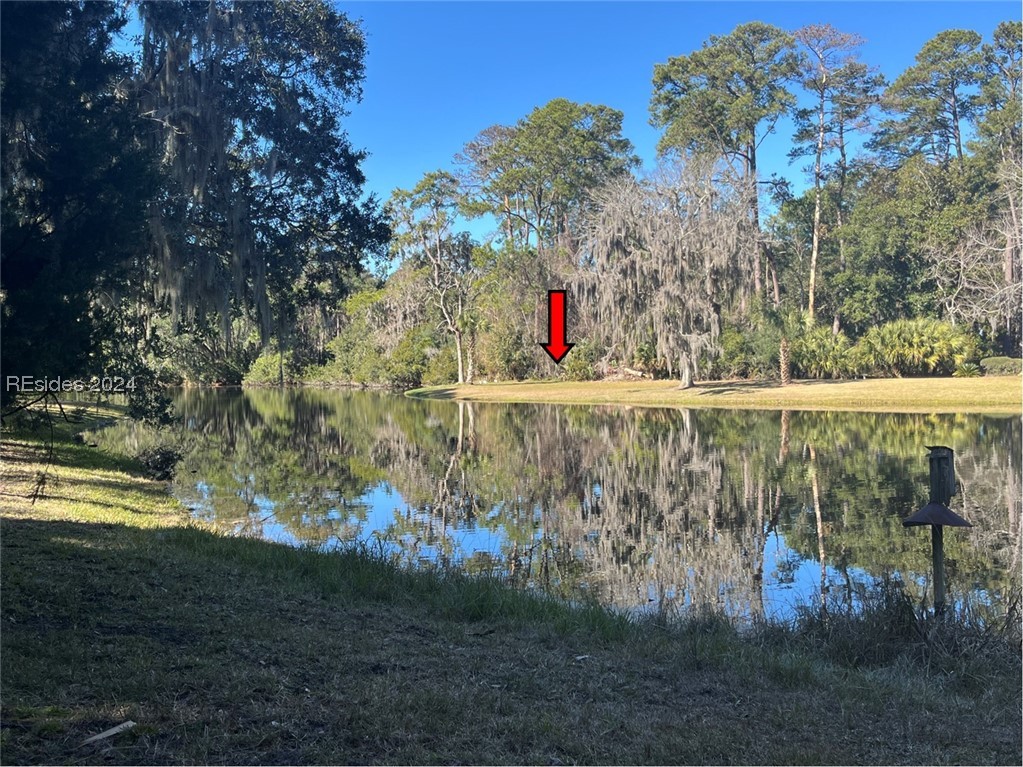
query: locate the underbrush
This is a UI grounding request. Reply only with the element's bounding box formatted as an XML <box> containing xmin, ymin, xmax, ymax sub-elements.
<box><xmin>752</xmin><ymin>577</ymin><xmax>1022</xmax><ymax>683</ymax></box>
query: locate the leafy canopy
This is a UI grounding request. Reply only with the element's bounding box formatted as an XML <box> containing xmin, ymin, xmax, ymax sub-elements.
<box><xmin>651</xmin><ymin>21</ymin><xmax>800</xmax><ymax>171</ymax></box>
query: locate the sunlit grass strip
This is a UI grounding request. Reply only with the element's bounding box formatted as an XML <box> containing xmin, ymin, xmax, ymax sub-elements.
<box><xmin>408</xmin><ymin>376</ymin><xmax>1023</xmax><ymax>413</ymax></box>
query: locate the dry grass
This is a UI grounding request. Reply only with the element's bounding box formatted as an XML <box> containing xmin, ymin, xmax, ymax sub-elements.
<box><xmin>1</xmin><ymin>406</ymin><xmax>1020</xmax><ymax>765</ymax></box>
<box><xmin>408</xmin><ymin>376</ymin><xmax>1022</xmax><ymax>414</ymax></box>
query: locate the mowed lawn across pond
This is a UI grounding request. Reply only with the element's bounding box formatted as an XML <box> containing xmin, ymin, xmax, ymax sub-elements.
<box><xmin>409</xmin><ymin>376</ymin><xmax>1023</xmax><ymax>413</ymax></box>
<box><xmin>1</xmin><ymin>403</ymin><xmax>1020</xmax><ymax>764</ymax></box>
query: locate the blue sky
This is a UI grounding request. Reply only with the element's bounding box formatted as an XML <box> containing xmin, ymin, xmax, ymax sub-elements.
<box><xmin>341</xmin><ymin>1</ymin><xmax>1018</xmax><ymax>235</ymax></box>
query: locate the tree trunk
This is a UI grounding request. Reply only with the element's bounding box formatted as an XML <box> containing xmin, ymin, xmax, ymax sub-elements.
<box><xmin>808</xmin><ymin>227</ymin><xmax>819</xmax><ymax>322</ymax></box>
<box><xmin>808</xmin><ymin>100</ymin><xmax>826</xmax><ymax>323</ymax></box>
<box><xmin>951</xmin><ymin>89</ymin><xmax>964</xmax><ymax>163</ymax></box>
<box><xmin>748</xmin><ymin>148</ymin><xmax>763</xmax><ymax>297</ymax></box>
<box><xmin>454</xmin><ymin>329</ymin><xmax>465</xmax><ymax>384</ymax></box>
<box><xmin>276</xmin><ymin>317</ymin><xmax>286</xmax><ymax>386</ymax></box>
<box><xmin>678</xmin><ymin>354</ymin><xmax>693</xmax><ymax>389</ymax></box>
<box><xmin>504</xmin><ymin>194</ymin><xmax>514</xmax><ymax>244</ymax></box>
<box><xmin>834</xmin><ymin>121</ymin><xmax>849</xmax><ymax>336</ymax></box>
<box><xmin>779</xmin><ymin>337</ymin><xmax>791</xmax><ymax>386</ymax></box>
<box><xmin>1005</xmin><ymin>165</ymin><xmax>1019</xmax><ymax>285</ymax></box>
<box><xmin>768</xmin><ymin>252</ymin><xmax>781</xmax><ymax>307</ymax></box>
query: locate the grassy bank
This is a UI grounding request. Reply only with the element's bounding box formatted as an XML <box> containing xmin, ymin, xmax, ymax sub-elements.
<box><xmin>2</xmin><ymin>405</ymin><xmax>1020</xmax><ymax>764</ymax></box>
<box><xmin>408</xmin><ymin>376</ymin><xmax>1023</xmax><ymax>413</ymax></box>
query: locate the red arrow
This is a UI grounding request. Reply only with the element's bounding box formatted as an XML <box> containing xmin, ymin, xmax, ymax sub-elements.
<box><xmin>540</xmin><ymin>289</ymin><xmax>574</xmax><ymax>364</ymax></box>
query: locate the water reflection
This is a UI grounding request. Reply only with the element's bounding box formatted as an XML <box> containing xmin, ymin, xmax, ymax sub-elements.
<box><xmin>97</xmin><ymin>388</ymin><xmax>1021</xmax><ymax>622</ymax></box>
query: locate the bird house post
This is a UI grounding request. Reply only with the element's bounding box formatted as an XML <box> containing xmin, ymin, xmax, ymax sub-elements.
<box><xmin>902</xmin><ymin>446</ymin><xmax>971</xmax><ymax>616</ymax></box>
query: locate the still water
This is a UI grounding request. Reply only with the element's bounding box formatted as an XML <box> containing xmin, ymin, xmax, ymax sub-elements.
<box><xmin>101</xmin><ymin>388</ymin><xmax>1021</xmax><ymax>622</ymax></box>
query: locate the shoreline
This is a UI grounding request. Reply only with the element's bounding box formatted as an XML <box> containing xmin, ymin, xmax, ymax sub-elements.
<box><xmin>407</xmin><ymin>376</ymin><xmax>1023</xmax><ymax>414</ymax></box>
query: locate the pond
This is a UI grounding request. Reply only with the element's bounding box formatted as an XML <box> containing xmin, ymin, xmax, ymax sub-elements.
<box><xmin>96</xmin><ymin>388</ymin><xmax>1021</xmax><ymax>623</ymax></box>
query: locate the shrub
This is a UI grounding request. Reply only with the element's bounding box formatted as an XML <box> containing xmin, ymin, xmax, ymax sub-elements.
<box><xmin>480</xmin><ymin>324</ymin><xmax>532</xmax><ymax>381</ymax></box>
<box><xmin>792</xmin><ymin>326</ymin><xmax>852</xmax><ymax>379</ymax></box>
<box><xmin>714</xmin><ymin>326</ymin><xmax>752</xmax><ymax>379</ymax></box>
<box><xmin>633</xmin><ymin>341</ymin><xmax>658</xmax><ymax>373</ymax></box>
<box><xmin>422</xmin><ymin>344</ymin><xmax>460</xmax><ymax>386</ymax></box>
<box><xmin>980</xmin><ymin>356</ymin><xmax>1022</xmax><ymax>376</ymax></box>
<box><xmin>384</xmin><ymin>330</ymin><xmax>432</xmax><ymax>389</ymax></box>
<box><xmin>562</xmin><ymin>339</ymin><xmax>602</xmax><ymax>381</ymax></box>
<box><xmin>952</xmin><ymin>362</ymin><xmax>982</xmax><ymax>378</ymax></box>
<box><xmin>136</xmin><ymin>445</ymin><xmax>182</xmax><ymax>481</ymax></box>
<box><xmin>851</xmin><ymin>318</ymin><xmax>978</xmax><ymax>377</ymax></box>
<box><xmin>314</xmin><ymin>320</ymin><xmax>383</xmax><ymax>384</ymax></box>
<box><xmin>777</xmin><ymin>577</ymin><xmax>1023</xmax><ymax>678</ymax></box>
<box><xmin>786</xmin><ymin>575</ymin><xmax>920</xmax><ymax>669</ymax></box>
<box><xmin>151</xmin><ymin>315</ymin><xmax>256</xmax><ymax>385</ymax></box>
<box><xmin>244</xmin><ymin>348</ymin><xmax>303</xmax><ymax>385</ymax></box>
<box><xmin>716</xmin><ymin>324</ymin><xmax>781</xmax><ymax>380</ymax></box>
<box><xmin>125</xmin><ymin>369</ymin><xmax>174</xmax><ymax>425</ymax></box>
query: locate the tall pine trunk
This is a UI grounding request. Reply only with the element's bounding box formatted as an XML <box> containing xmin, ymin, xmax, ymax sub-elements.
<box><xmin>808</xmin><ymin>79</ymin><xmax>826</xmax><ymax>324</ymax></box>
<box><xmin>454</xmin><ymin>329</ymin><xmax>465</xmax><ymax>384</ymax></box>
<box><xmin>748</xmin><ymin>149</ymin><xmax>764</xmax><ymax>298</ymax></box>
<box><xmin>833</xmin><ymin>121</ymin><xmax>849</xmax><ymax>336</ymax></box>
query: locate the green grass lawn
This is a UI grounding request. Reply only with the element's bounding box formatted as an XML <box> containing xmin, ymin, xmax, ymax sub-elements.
<box><xmin>409</xmin><ymin>376</ymin><xmax>1022</xmax><ymax>413</ymax></box>
<box><xmin>1</xmin><ymin>403</ymin><xmax>1020</xmax><ymax>764</ymax></box>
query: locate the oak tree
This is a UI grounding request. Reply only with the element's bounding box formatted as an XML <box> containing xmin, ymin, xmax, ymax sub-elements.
<box><xmin>134</xmin><ymin>0</ymin><xmax>383</xmax><ymax>362</ymax></box>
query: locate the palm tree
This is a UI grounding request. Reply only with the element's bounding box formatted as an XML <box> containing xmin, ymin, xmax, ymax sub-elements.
<box><xmin>761</xmin><ymin>305</ymin><xmax>809</xmax><ymax>386</ymax></box>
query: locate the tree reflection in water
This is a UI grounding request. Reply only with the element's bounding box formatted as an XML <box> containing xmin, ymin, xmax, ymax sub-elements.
<box><xmin>97</xmin><ymin>388</ymin><xmax>1021</xmax><ymax>622</ymax></box>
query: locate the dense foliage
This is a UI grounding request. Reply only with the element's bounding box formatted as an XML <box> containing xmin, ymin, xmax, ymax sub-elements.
<box><xmin>1</xmin><ymin>3</ymin><xmax>157</xmax><ymax>405</ymax></box>
<box><xmin>2</xmin><ymin>0</ymin><xmax>384</xmax><ymax>409</ymax></box>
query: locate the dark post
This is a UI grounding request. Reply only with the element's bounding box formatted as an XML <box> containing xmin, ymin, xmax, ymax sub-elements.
<box><xmin>927</xmin><ymin>446</ymin><xmax>955</xmax><ymax>616</ymax></box>
<box><xmin>931</xmin><ymin>525</ymin><xmax>945</xmax><ymax>615</ymax></box>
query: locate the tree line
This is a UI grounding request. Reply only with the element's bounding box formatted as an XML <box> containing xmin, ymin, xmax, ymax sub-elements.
<box><xmin>2</xmin><ymin>5</ymin><xmax>1019</xmax><ymax>402</ymax></box>
<box><xmin>340</xmin><ymin>19</ymin><xmax>1020</xmax><ymax>390</ymax></box>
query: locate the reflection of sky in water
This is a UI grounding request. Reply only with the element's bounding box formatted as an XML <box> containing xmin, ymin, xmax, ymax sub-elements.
<box><xmin>764</xmin><ymin>532</ymin><xmax>851</xmax><ymax>621</ymax></box>
<box><xmin>188</xmin><ymin>479</ymin><xmax>512</xmax><ymax>566</ymax></box>
<box><xmin>331</xmin><ymin>483</ymin><xmax>512</xmax><ymax>563</ymax></box>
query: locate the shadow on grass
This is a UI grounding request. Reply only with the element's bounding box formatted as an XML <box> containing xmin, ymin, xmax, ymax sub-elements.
<box><xmin>0</xmin><ymin>515</ymin><xmax>640</xmax><ymax>765</ymax></box>
<box><xmin>3</xmin><ymin>439</ymin><xmax>145</xmax><ymax>477</ymax></box>
<box><xmin>694</xmin><ymin>379</ymin><xmax>871</xmax><ymax>397</ymax></box>
<box><xmin>412</xmin><ymin>379</ymin><xmax>872</xmax><ymax>401</ymax></box>
<box><xmin>408</xmin><ymin>381</ymin><xmax>592</xmax><ymax>401</ymax></box>
<box><xmin>694</xmin><ymin>380</ymin><xmax>781</xmax><ymax>396</ymax></box>
<box><xmin>406</xmin><ymin>386</ymin><xmax>457</xmax><ymax>400</ymax></box>
<box><xmin>28</xmin><ymin>494</ymin><xmax>171</xmax><ymax>517</ymax></box>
